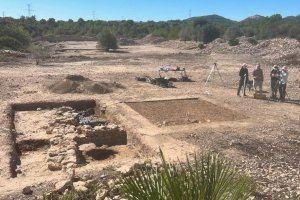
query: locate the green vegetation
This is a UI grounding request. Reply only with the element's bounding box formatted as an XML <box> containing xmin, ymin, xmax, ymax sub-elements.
<box><xmin>0</xmin><ymin>22</ymin><xmax>31</xmax><ymax>51</ymax></box>
<box><xmin>247</xmin><ymin>37</ymin><xmax>258</xmax><ymax>45</ymax></box>
<box><xmin>43</xmin><ymin>181</ymin><xmax>100</xmax><ymax>200</ymax></box>
<box><xmin>198</xmin><ymin>43</ymin><xmax>205</xmax><ymax>49</ymax></box>
<box><xmin>1</xmin><ymin>14</ymin><xmax>299</xmax><ymax>47</ymax></box>
<box><xmin>121</xmin><ymin>150</ymin><xmax>256</xmax><ymax>200</ymax></box>
<box><xmin>97</xmin><ymin>29</ymin><xmax>118</xmax><ymax>51</ymax></box>
<box><xmin>30</xmin><ymin>44</ymin><xmax>51</xmax><ymax>65</ymax></box>
<box><xmin>228</xmin><ymin>38</ymin><xmax>240</xmax><ymax>46</ymax></box>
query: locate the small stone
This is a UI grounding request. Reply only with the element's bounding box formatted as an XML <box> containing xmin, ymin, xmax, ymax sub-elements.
<box><xmin>55</xmin><ymin>180</ymin><xmax>73</xmax><ymax>193</ymax></box>
<box><xmin>36</xmin><ymin>108</ymin><xmax>42</xmax><ymax>111</ymax></box>
<box><xmin>48</xmin><ymin>162</ymin><xmax>62</xmax><ymax>171</ymax></box>
<box><xmin>82</xmin><ymin>174</ymin><xmax>93</xmax><ymax>181</ymax></box>
<box><xmin>79</xmin><ymin>143</ymin><xmax>96</xmax><ymax>152</ymax></box>
<box><xmin>96</xmin><ymin>188</ymin><xmax>108</xmax><ymax>200</ymax></box>
<box><xmin>22</xmin><ymin>186</ymin><xmax>33</xmax><ymax>195</ymax></box>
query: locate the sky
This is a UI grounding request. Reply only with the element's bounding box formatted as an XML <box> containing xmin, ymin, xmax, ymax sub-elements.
<box><xmin>0</xmin><ymin>0</ymin><xmax>299</xmax><ymax>21</ymax></box>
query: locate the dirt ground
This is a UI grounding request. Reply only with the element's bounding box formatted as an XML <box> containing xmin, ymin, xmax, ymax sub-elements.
<box><xmin>0</xmin><ymin>41</ymin><xmax>299</xmax><ymax>199</ymax></box>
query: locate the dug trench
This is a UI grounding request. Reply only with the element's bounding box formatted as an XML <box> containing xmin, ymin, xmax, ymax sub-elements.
<box><xmin>6</xmin><ymin>99</ymin><xmax>129</xmax><ymax>179</ymax></box>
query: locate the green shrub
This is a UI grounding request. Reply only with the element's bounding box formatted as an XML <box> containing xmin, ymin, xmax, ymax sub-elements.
<box><xmin>198</xmin><ymin>43</ymin><xmax>205</xmax><ymax>49</ymax></box>
<box><xmin>121</xmin><ymin>150</ymin><xmax>256</xmax><ymax>200</ymax></box>
<box><xmin>97</xmin><ymin>29</ymin><xmax>118</xmax><ymax>52</ymax></box>
<box><xmin>29</xmin><ymin>44</ymin><xmax>51</xmax><ymax>65</ymax></box>
<box><xmin>0</xmin><ymin>36</ymin><xmax>23</xmax><ymax>50</ymax></box>
<box><xmin>247</xmin><ymin>38</ymin><xmax>258</xmax><ymax>45</ymax></box>
<box><xmin>228</xmin><ymin>38</ymin><xmax>240</xmax><ymax>46</ymax></box>
<box><xmin>0</xmin><ymin>25</ymin><xmax>31</xmax><ymax>50</ymax></box>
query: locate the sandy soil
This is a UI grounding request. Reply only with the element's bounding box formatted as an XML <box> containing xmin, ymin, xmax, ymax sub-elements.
<box><xmin>0</xmin><ymin>41</ymin><xmax>299</xmax><ymax>199</ymax></box>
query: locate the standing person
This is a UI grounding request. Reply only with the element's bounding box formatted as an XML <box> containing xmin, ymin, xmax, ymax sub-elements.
<box><xmin>237</xmin><ymin>63</ymin><xmax>249</xmax><ymax>96</ymax></box>
<box><xmin>279</xmin><ymin>66</ymin><xmax>289</xmax><ymax>101</ymax></box>
<box><xmin>252</xmin><ymin>64</ymin><xmax>264</xmax><ymax>93</ymax></box>
<box><xmin>270</xmin><ymin>65</ymin><xmax>280</xmax><ymax>99</ymax></box>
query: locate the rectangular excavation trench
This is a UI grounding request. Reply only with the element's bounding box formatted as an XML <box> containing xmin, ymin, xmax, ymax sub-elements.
<box><xmin>8</xmin><ymin>99</ymin><xmax>127</xmax><ymax>178</ymax></box>
<box><xmin>126</xmin><ymin>98</ymin><xmax>247</xmax><ymax>126</ymax></box>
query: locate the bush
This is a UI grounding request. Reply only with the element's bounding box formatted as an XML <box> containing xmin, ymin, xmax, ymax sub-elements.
<box><xmin>198</xmin><ymin>43</ymin><xmax>205</xmax><ymax>49</ymax></box>
<box><xmin>97</xmin><ymin>30</ymin><xmax>118</xmax><ymax>52</ymax></box>
<box><xmin>228</xmin><ymin>38</ymin><xmax>240</xmax><ymax>46</ymax></box>
<box><xmin>121</xmin><ymin>150</ymin><xmax>256</xmax><ymax>200</ymax></box>
<box><xmin>247</xmin><ymin>38</ymin><xmax>258</xmax><ymax>45</ymax></box>
<box><xmin>0</xmin><ymin>25</ymin><xmax>31</xmax><ymax>50</ymax></box>
<box><xmin>29</xmin><ymin>44</ymin><xmax>51</xmax><ymax>65</ymax></box>
<box><xmin>0</xmin><ymin>36</ymin><xmax>23</xmax><ymax>50</ymax></box>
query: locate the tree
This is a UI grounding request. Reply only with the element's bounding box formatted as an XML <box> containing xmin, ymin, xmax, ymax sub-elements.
<box><xmin>97</xmin><ymin>29</ymin><xmax>118</xmax><ymax>51</ymax></box>
<box><xmin>201</xmin><ymin>24</ymin><xmax>220</xmax><ymax>43</ymax></box>
<box><xmin>224</xmin><ymin>26</ymin><xmax>243</xmax><ymax>40</ymax></box>
<box><xmin>0</xmin><ymin>24</ymin><xmax>31</xmax><ymax>50</ymax></box>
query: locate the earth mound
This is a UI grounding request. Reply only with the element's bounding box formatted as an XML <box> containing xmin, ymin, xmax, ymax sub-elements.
<box><xmin>200</xmin><ymin>37</ymin><xmax>300</xmax><ymax>65</ymax></box>
<box><xmin>48</xmin><ymin>75</ymin><xmax>125</xmax><ymax>94</ymax></box>
<box><xmin>138</xmin><ymin>34</ymin><xmax>167</xmax><ymax>44</ymax></box>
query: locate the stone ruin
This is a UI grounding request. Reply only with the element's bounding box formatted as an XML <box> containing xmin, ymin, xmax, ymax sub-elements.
<box><xmin>15</xmin><ymin>105</ymin><xmax>127</xmax><ymax>175</ymax></box>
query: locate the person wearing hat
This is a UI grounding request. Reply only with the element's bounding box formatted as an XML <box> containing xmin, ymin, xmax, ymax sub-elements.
<box><xmin>237</xmin><ymin>63</ymin><xmax>249</xmax><ymax>96</ymax></box>
<box><xmin>279</xmin><ymin>66</ymin><xmax>289</xmax><ymax>101</ymax></box>
<box><xmin>270</xmin><ymin>65</ymin><xmax>280</xmax><ymax>99</ymax></box>
<box><xmin>252</xmin><ymin>63</ymin><xmax>264</xmax><ymax>93</ymax></box>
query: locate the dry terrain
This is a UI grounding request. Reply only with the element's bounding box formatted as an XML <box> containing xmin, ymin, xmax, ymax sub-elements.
<box><xmin>0</xmin><ymin>39</ymin><xmax>299</xmax><ymax>200</ymax></box>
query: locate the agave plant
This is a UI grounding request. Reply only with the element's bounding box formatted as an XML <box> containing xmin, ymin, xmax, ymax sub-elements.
<box><xmin>121</xmin><ymin>150</ymin><xmax>255</xmax><ymax>200</ymax></box>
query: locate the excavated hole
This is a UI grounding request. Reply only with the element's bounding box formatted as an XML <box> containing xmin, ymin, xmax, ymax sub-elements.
<box><xmin>85</xmin><ymin>149</ymin><xmax>117</xmax><ymax>161</ymax></box>
<box><xmin>126</xmin><ymin>98</ymin><xmax>247</xmax><ymax>126</ymax></box>
<box><xmin>17</xmin><ymin>139</ymin><xmax>50</xmax><ymax>152</ymax></box>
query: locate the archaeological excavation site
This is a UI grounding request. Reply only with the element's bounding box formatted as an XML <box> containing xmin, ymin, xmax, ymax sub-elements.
<box><xmin>0</xmin><ymin>16</ymin><xmax>299</xmax><ymax>199</ymax></box>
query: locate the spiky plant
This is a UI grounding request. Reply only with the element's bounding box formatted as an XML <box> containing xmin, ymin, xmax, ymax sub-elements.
<box><xmin>121</xmin><ymin>150</ymin><xmax>255</xmax><ymax>200</ymax></box>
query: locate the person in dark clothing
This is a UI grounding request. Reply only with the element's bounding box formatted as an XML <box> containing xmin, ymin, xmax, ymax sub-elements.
<box><xmin>237</xmin><ymin>63</ymin><xmax>249</xmax><ymax>96</ymax></box>
<box><xmin>270</xmin><ymin>65</ymin><xmax>280</xmax><ymax>99</ymax></box>
<box><xmin>252</xmin><ymin>64</ymin><xmax>264</xmax><ymax>93</ymax></box>
<box><xmin>279</xmin><ymin>66</ymin><xmax>289</xmax><ymax>101</ymax></box>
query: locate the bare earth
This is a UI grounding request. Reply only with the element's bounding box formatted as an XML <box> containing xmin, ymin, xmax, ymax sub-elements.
<box><xmin>0</xmin><ymin>41</ymin><xmax>299</xmax><ymax>200</ymax></box>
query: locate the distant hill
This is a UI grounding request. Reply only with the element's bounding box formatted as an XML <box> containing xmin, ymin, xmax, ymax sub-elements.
<box><xmin>186</xmin><ymin>14</ymin><xmax>236</xmax><ymax>24</ymax></box>
<box><xmin>241</xmin><ymin>15</ymin><xmax>265</xmax><ymax>22</ymax></box>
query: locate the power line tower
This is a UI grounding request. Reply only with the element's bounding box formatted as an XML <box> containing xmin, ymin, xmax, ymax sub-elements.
<box><xmin>26</xmin><ymin>4</ymin><xmax>34</xmax><ymax>17</ymax></box>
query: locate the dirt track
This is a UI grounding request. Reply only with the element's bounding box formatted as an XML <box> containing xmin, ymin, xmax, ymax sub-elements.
<box><xmin>0</xmin><ymin>41</ymin><xmax>299</xmax><ymax>199</ymax></box>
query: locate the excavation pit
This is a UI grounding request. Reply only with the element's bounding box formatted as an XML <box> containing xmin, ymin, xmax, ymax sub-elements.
<box><xmin>10</xmin><ymin>100</ymin><xmax>127</xmax><ymax>178</ymax></box>
<box><xmin>126</xmin><ymin>98</ymin><xmax>246</xmax><ymax>126</ymax></box>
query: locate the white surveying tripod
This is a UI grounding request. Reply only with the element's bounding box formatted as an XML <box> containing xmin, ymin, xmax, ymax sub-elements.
<box><xmin>204</xmin><ymin>63</ymin><xmax>225</xmax><ymax>95</ymax></box>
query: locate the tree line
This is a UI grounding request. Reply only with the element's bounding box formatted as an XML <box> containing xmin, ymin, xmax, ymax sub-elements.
<box><xmin>0</xmin><ymin>14</ymin><xmax>299</xmax><ymax>51</ymax></box>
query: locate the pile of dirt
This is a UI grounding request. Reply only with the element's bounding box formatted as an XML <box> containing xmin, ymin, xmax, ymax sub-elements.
<box><xmin>118</xmin><ymin>37</ymin><xmax>137</xmax><ymax>46</ymax></box>
<box><xmin>48</xmin><ymin>75</ymin><xmax>125</xmax><ymax>94</ymax></box>
<box><xmin>200</xmin><ymin>37</ymin><xmax>300</xmax><ymax>65</ymax></box>
<box><xmin>159</xmin><ymin>40</ymin><xmax>199</xmax><ymax>50</ymax></box>
<box><xmin>137</xmin><ymin>34</ymin><xmax>167</xmax><ymax>44</ymax></box>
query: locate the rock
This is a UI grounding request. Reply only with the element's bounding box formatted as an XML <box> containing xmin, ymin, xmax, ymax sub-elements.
<box><xmin>55</xmin><ymin>180</ymin><xmax>73</xmax><ymax>193</ymax></box>
<box><xmin>22</xmin><ymin>186</ymin><xmax>33</xmax><ymax>195</ymax></box>
<box><xmin>82</xmin><ymin>174</ymin><xmax>93</xmax><ymax>181</ymax></box>
<box><xmin>79</xmin><ymin>143</ymin><xmax>96</xmax><ymax>152</ymax></box>
<box><xmin>73</xmin><ymin>181</ymin><xmax>88</xmax><ymax>191</ymax></box>
<box><xmin>36</xmin><ymin>108</ymin><xmax>42</xmax><ymax>111</ymax></box>
<box><xmin>48</xmin><ymin>162</ymin><xmax>62</xmax><ymax>171</ymax></box>
<box><xmin>96</xmin><ymin>188</ymin><xmax>108</xmax><ymax>200</ymax></box>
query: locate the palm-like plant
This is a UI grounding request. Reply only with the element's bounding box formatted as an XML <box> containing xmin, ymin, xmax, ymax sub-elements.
<box><xmin>121</xmin><ymin>150</ymin><xmax>255</xmax><ymax>200</ymax></box>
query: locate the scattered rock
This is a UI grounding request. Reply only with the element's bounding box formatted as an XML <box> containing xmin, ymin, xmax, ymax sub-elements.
<box><xmin>48</xmin><ymin>162</ymin><xmax>62</xmax><ymax>171</ymax></box>
<box><xmin>22</xmin><ymin>186</ymin><xmax>33</xmax><ymax>195</ymax></box>
<box><xmin>55</xmin><ymin>180</ymin><xmax>73</xmax><ymax>193</ymax></box>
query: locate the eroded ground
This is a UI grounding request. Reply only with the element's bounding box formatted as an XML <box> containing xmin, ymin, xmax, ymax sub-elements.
<box><xmin>0</xmin><ymin>41</ymin><xmax>299</xmax><ymax>199</ymax></box>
